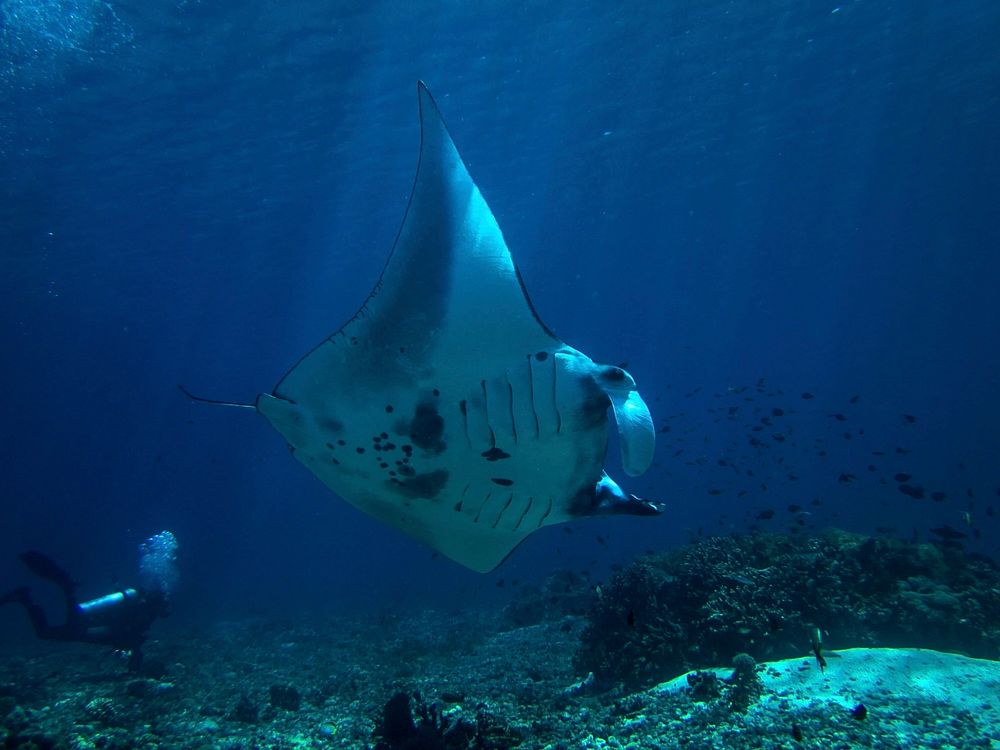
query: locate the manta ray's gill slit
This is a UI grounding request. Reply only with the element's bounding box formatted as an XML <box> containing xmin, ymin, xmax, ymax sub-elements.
<box><xmin>537</xmin><ymin>497</ymin><xmax>553</xmax><ymax>527</ymax></box>
<box><xmin>473</xmin><ymin>490</ymin><xmax>493</xmax><ymax>523</ymax></box>
<box><xmin>459</xmin><ymin>400</ymin><xmax>472</xmax><ymax>448</ymax></box>
<box><xmin>454</xmin><ymin>483</ymin><xmax>471</xmax><ymax>512</ymax></box>
<box><xmin>505</xmin><ymin>373</ymin><xmax>518</xmax><ymax>445</ymax></box>
<box><xmin>481</xmin><ymin>380</ymin><xmax>497</xmax><ymax>448</ymax></box>
<box><xmin>513</xmin><ymin>496</ymin><xmax>533</xmax><ymax>531</ymax></box>
<box><xmin>491</xmin><ymin>493</ymin><xmax>515</xmax><ymax>529</ymax></box>
<box><xmin>525</xmin><ymin>356</ymin><xmax>541</xmax><ymax>439</ymax></box>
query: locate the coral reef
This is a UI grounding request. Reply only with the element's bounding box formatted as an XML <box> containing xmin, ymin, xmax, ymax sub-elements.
<box><xmin>575</xmin><ymin>530</ymin><xmax>1000</xmax><ymax>688</ymax></box>
<box><xmin>0</xmin><ymin>595</ymin><xmax>998</xmax><ymax>748</ymax></box>
<box><xmin>371</xmin><ymin>691</ymin><xmax>521</xmax><ymax>750</ymax></box>
<box><xmin>725</xmin><ymin>653</ymin><xmax>762</xmax><ymax>713</ymax></box>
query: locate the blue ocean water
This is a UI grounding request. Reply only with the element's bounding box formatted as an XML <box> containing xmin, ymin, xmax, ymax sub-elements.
<box><xmin>1</xmin><ymin>0</ymin><xmax>998</xmax><ymax>636</ymax></box>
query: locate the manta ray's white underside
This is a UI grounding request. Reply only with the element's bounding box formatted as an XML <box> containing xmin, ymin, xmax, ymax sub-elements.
<box><xmin>254</xmin><ymin>83</ymin><xmax>657</xmax><ymax>572</ymax></box>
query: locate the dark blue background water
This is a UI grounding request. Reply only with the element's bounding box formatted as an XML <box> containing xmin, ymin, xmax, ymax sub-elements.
<box><xmin>2</xmin><ymin>1</ymin><xmax>998</xmax><ymax>638</ymax></box>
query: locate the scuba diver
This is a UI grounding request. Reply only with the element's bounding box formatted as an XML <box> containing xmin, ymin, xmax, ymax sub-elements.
<box><xmin>0</xmin><ymin>530</ymin><xmax>177</xmax><ymax>672</ymax></box>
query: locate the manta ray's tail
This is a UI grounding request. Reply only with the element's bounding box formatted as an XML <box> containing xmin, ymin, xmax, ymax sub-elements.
<box><xmin>178</xmin><ymin>385</ymin><xmax>256</xmax><ymax>410</ymax></box>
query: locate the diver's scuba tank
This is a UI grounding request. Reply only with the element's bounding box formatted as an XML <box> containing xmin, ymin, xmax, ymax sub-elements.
<box><xmin>78</xmin><ymin>589</ymin><xmax>139</xmax><ymax>617</ymax></box>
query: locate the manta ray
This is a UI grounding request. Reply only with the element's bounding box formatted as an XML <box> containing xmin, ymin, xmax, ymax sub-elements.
<box><xmin>187</xmin><ymin>82</ymin><xmax>662</xmax><ymax>572</ymax></box>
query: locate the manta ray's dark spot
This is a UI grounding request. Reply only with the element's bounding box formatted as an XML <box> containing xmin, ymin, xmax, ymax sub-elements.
<box><xmin>379</xmin><ymin>462</ymin><xmax>389</xmax><ymax>469</ymax></box>
<box><xmin>319</xmin><ymin>417</ymin><xmax>343</xmax><ymax>432</ymax></box>
<box><xmin>398</xmin><ymin>464</ymin><xmax>416</xmax><ymax>477</ymax></box>
<box><xmin>402</xmin><ymin>444</ymin><xmax>413</xmax><ymax>455</ymax></box>
<box><xmin>391</xmin><ymin>469</ymin><xmax>449</xmax><ymax>500</ymax></box>
<box><xmin>385</xmin><ymin>405</ymin><xmax>394</xmax><ymax>413</ymax></box>
<box><xmin>337</xmin><ymin>439</ymin><xmax>346</xmax><ymax>446</ymax></box>
<box><xmin>459</xmin><ymin>400</ymin><xmax>467</xmax><ymax>415</ymax></box>
<box><xmin>409</xmin><ymin>402</ymin><xmax>446</xmax><ymax>454</ymax></box>
<box><xmin>534</xmin><ymin>351</ymin><xmax>548</xmax><ymax>361</ymax></box>
<box><xmin>433</xmin><ymin>388</ymin><xmax>440</xmax><ymax>397</ymax></box>
<box><xmin>350</xmin><ymin>337</ymin><xmax>358</xmax><ymax>345</ymax></box>
<box><xmin>481</xmin><ymin>447</ymin><xmax>511</xmax><ymax>461</ymax></box>
<box><xmin>383</xmin><ymin>442</ymin><xmax>396</xmax><ymax>451</ymax></box>
<box><xmin>380</xmin><ymin>432</ymin><xmax>389</xmax><ymax>439</ymax></box>
<box><xmin>491</xmin><ymin>478</ymin><xmax>514</xmax><ymax>487</ymax></box>
<box><xmin>356</xmin><ymin>447</ymin><xmax>365</xmax><ymax>454</ymax></box>
<box><xmin>330</xmin><ymin>457</ymin><xmax>339</xmax><ymax>465</ymax></box>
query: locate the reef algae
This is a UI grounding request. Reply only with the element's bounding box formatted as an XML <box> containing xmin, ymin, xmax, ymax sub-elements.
<box><xmin>575</xmin><ymin>530</ymin><xmax>1000</xmax><ymax>688</ymax></box>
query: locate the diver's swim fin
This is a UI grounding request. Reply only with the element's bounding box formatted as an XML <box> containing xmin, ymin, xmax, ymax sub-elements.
<box><xmin>18</xmin><ymin>551</ymin><xmax>76</xmax><ymax>594</ymax></box>
<box><xmin>0</xmin><ymin>587</ymin><xmax>30</xmax><ymax>606</ymax></box>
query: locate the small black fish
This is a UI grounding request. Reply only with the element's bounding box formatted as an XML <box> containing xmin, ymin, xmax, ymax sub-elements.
<box><xmin>896</xmin><ymin>447</ymin><xmax>911</xmax><ymax>454</ymax></box>
<box><xmin>849</xmin><ymin>394</ymin><xmax>860</xmax><ymax>404</ymax></box>
<box><xmin>787</xmin><ymin>504</ymin><xmax>802</xmax><ymax>513</ymax></box>
<box><xmin>902</xmin><ymin>414</ymin><xmax>917</xmax><ymax>423</ymax></box>
<box><xmin>850</xmin><ymin>703</ymin><xmax>868</xmax><ymax>721</ymax></box>
<box><xmin>829</xmin><ymin>413</ymin><xmax>847</xmax><ymax>421</ymax></box>
<box><xmin>772</xmin><ymin>407</ymin><xmax>784</xmax><ymax>417</ymax></box>
<box><xmin>495</xmin><ymin>579</ymin><xmax>505</xmax><ymax>588</ymax></box>
<box><xmin>898</xmin><ymin>484</ymin><xmax>925</xmax><ymax>499</ymax></box>
<box><xmin>756</xmin><ymin>509</ymin><xmax>775</xmax><ymax>520</ymax></box>
<box><xmin>810</xmin><ymin>628</ymin><xmax>827</xmax><ymax>672</ymax></box>
<box><xmin>931</xmin><ymin>491</ymin><xmax>947</xmax><ymax>502</ymax></box>
<box><xmin>838</xmin><ymin>473</ymin><xmax>856</xmax><ymax>484</ymax></box>
<box><xmin>626</xmin><ymin>609</ymin><xmax>635</xmax><ymax>628</ymax></box>
<box><xmin>801</xmin><ymin>392</ymin><xmax>814</xmax><ymax>400</ymax></box>
<box><xmin>930</xmin><ymin>525</ymin><xmax>967</xmax><ymax>541</ymax></box>
<box><xmin>894</xmin><ymin>472</ymin><xmax>912</xmax><ymax>482</ymax></box>
<box><xmin>708</xmin><ymin>489</ymin><xmax>724</xmax><ymax>496</ymax></box>
<box><xmin>966</xmin><ymin>488</ymin><xmax>975</xmax><ymax>499</ymax></box>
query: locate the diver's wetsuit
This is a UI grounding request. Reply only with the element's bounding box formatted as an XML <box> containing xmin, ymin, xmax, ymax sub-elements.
<box><xmin>1</xmin><ymin>551</ymin><xmax>169</xmax><ymax>671</ymax></box>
